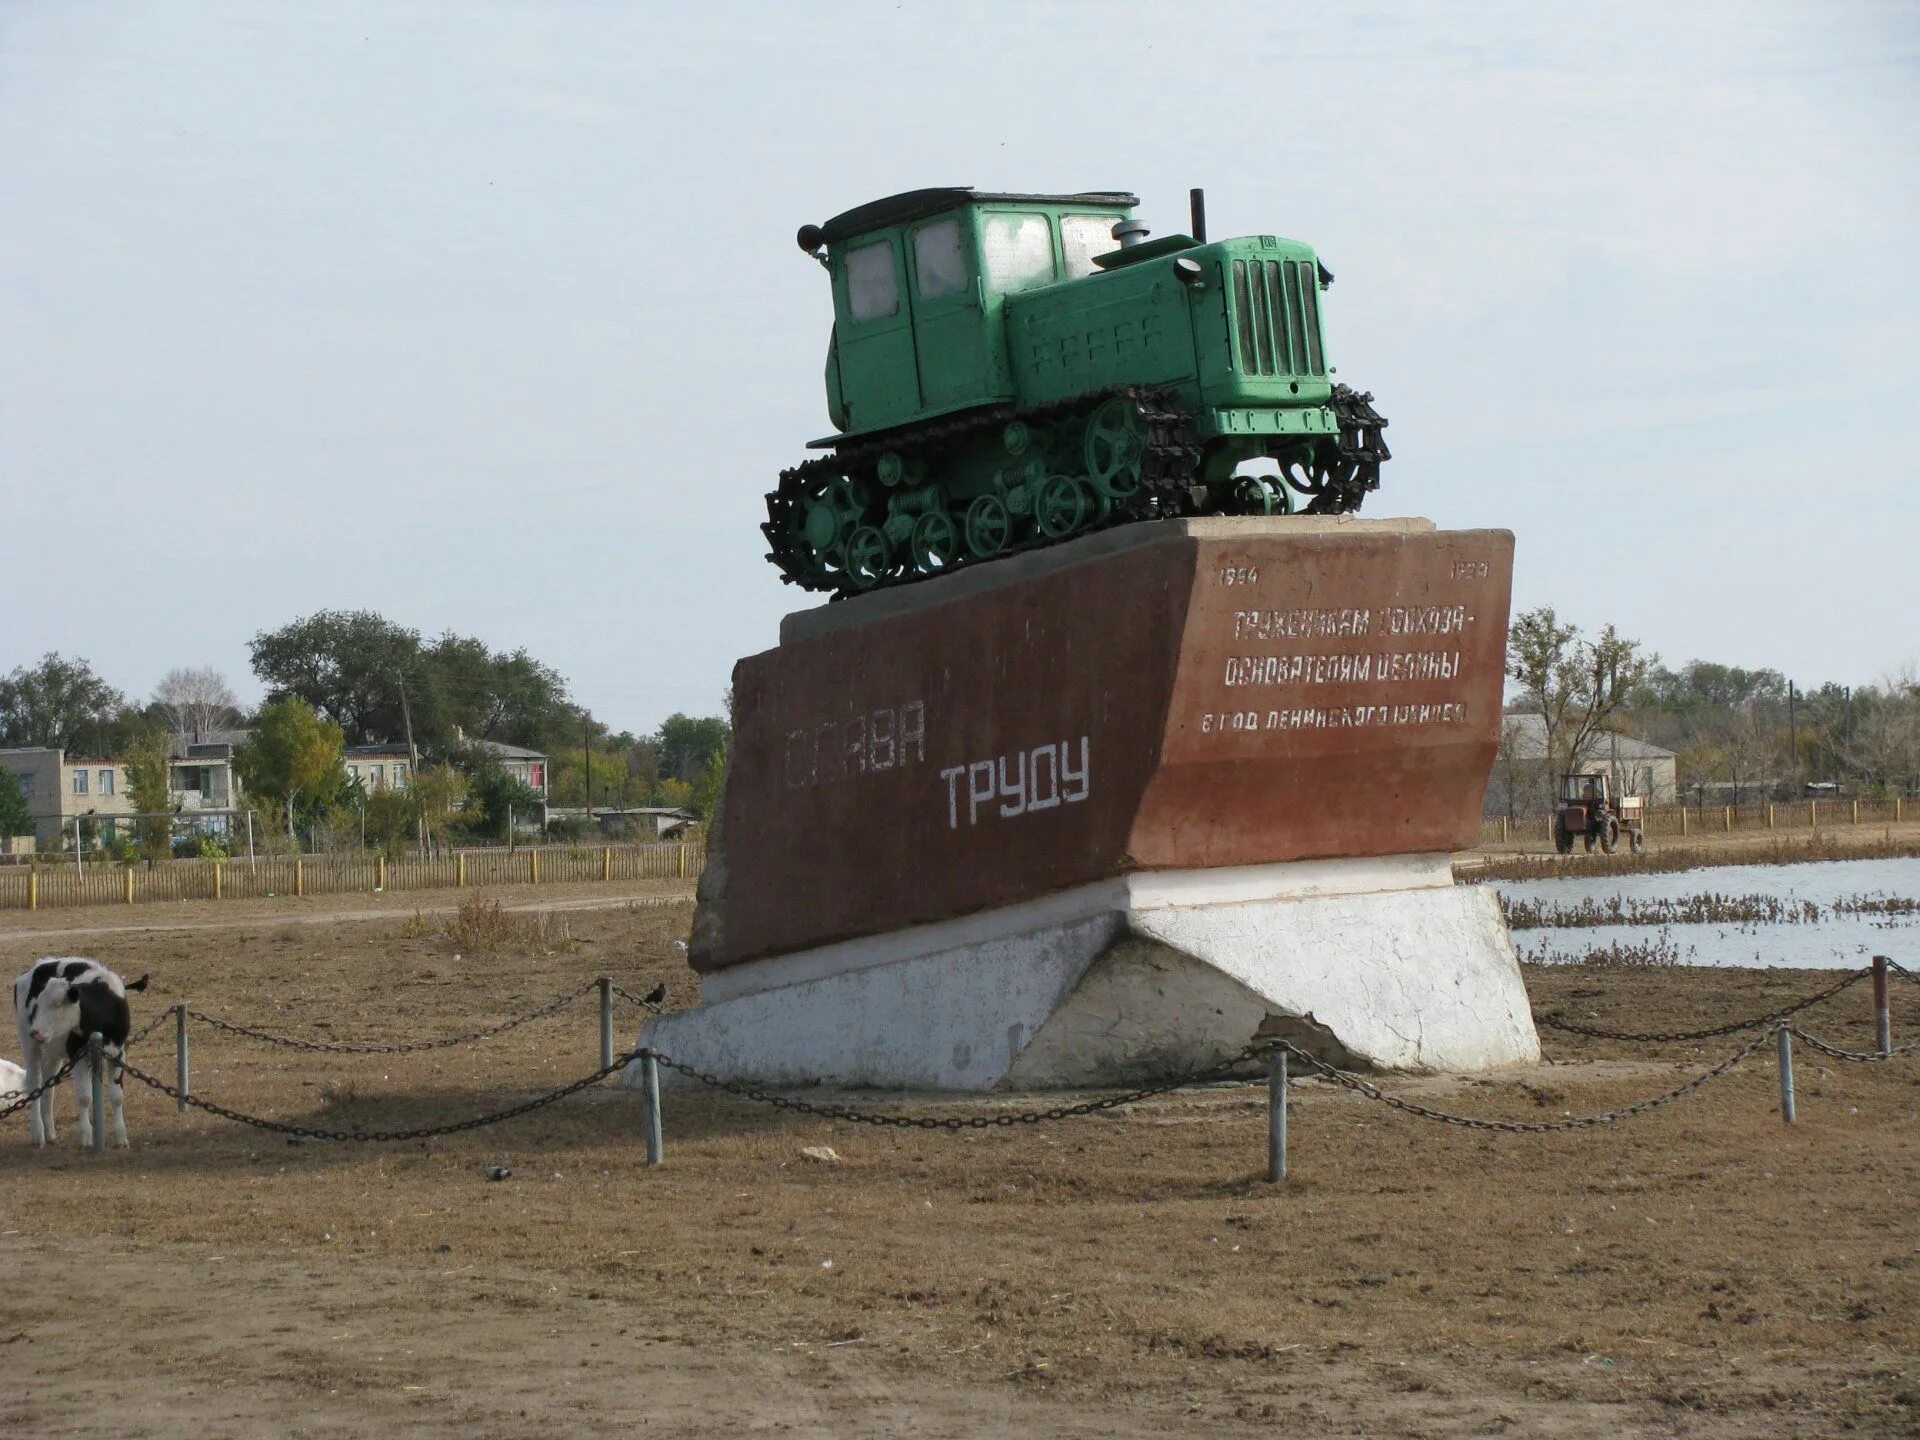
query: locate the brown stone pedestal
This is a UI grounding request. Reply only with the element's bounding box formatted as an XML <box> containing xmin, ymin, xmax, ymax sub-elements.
<box><xmin>634</xmin><ymin>517</ymin><xmax>1535</xmax><ymax>1091</ymax></box>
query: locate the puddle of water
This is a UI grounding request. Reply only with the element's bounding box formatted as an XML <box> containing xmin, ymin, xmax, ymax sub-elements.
<box><xmin>1496</xmin><ymin>857</ymin><xmax>1920</xmax><ymax>969</ymax></box>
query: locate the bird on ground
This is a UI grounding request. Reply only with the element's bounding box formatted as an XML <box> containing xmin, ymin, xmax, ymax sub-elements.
<box><xmin>643</xmin><ymin>982</ymin><xmax>668</xmax><ymax>1006</ymax></box>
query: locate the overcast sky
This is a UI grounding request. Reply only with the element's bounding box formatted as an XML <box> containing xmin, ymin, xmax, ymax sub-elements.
<box><xmin>3</xmin><ymin>2</ymin><xmax>1915</xmax><ymax>733</ymax></box>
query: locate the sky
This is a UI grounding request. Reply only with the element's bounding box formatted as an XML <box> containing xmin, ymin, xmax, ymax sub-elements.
<box><xmin>2</xmin><ymin>1</ymin><xmax>1916</xmax><ymax>734</ymax></box>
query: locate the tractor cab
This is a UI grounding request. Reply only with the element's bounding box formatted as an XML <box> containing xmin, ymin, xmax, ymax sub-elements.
<box><xmin>797</xmin><ymin>189</ymin><xmax>1141</xmax><ymax>436</ymax></box>
<box><xmin>1558</xmin><ymin>772</ymin><xmax>1610</xmax><ymax>807</ymax></box>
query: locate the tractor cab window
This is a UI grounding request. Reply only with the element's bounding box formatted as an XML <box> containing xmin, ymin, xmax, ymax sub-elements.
<box><xmin>845</xmin><ymin>239</ymin><xmax>899</xmax><ymax>322</ymax></box>
<box><xmin>981</xmin><ymin>213</ymin><xmax>1055</xmax><ymax>293</ymax></box>
<box><xmin>911</xmin><ymin>218</ymin><xmax>970</xmax><ymax>300</ymax></box>
<box><xmin>1061</xmin><ymin>215</ymin><xmax>1118</xmax><ymax>278</ymax></box>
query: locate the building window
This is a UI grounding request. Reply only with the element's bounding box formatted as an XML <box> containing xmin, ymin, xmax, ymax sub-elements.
<box><xmin>73</xmin><ymin>770</ymin><xmax>88</xmax><ymax>796</ymax></box>
<box><xmin>370</xmin><ymin>764</ymin><xmax>385</xmax><ymax>788</ymax></box>
<box><xmin>392</xmin><ymin>763</ymin><xmax>407</xmax><ymax>786</ymax></box>
<box><xmin>15</xmin><ymin>772</ymin><xmax>35</xmax><ymax>800</ymax></box>
<box><xmin>844</xmin><ymin>240</ymin><xmax>899</xmax><ymax>322</ymax></box>
<box><xmin>99</xmin><ymin>769</ymin><xmax>115</xmax><ymax>796</ymax></box>
<box><xmin>529</xmin><ymin>763</ymin><xmax>545</xmax><ymax>790</ymax></box>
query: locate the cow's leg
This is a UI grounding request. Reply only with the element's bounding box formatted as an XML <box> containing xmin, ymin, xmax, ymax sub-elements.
<box><xmin>70</xmin><ymin>1059</ymin><xmax>93</xmax><ymax>1150</ymax></box>
<box><xmin>108</xmin><ymin>1061</ymin><xmax>128</xmax><ymax>1148</ymax></box>
<box><xmin>18</xmin><ymin>1019</ymin><xmax>47</xmax><ymax>1145</ymax></box>
<box><xmin>24</xmin><ymin>1049</ymin><xmax>48</xmax><ymax>1146</ymax></box>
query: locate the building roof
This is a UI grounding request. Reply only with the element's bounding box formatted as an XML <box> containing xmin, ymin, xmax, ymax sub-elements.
<box><xmin>1498</xmin><ymin>712</ymin><xmax>1676</xmax><ymax>761</ymax></box>
<box><xmin>818</xmin><ymin>188</ymin><xmax>1137</xmax><ymax>243</ymax></box>
<box><xmin>479</xmin><ymin>739</ymin><xmax>546</xmax><ymax>761</ymax></box>
<box><xmin>344</xmin><ymin>743</ymin><xmax>412</xmax><ymax>758</ymax></box>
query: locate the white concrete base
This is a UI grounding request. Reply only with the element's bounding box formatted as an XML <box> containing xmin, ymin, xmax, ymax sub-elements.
<box><xmin>624</xmin><ymin>856</ymin><xmax>1538</xmax><ymax>1093</ymax></box>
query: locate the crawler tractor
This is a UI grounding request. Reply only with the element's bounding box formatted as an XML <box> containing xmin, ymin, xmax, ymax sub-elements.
<box><xmin>765</xmin><ymin>188</ymin><xmax>1390</xmax><ymax>595</ymax></box>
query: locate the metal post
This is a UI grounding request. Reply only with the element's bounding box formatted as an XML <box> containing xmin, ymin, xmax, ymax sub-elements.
<box><xmin>1872</xmin><ymin>955</ymin><xmax>1891</xmax><ymax>1056</ymax></box>
<box><xmin>641</xmin><ymin>1051</ymin><xmax>663</xmax><ymax>1166</ymax></box>
<box><xmin>89</xmin><ymin>1033</ymin><xmax>106</xmax><ymax>1155</ymax></box>
<box><xmin>1266</xmin><ymin>1045</ymin><xmax>1288</xmax><ymax>1183</ymax></box>
<box><xmin>598</xmin><ymin>977</ymin><xmax>614</xmax><ymax>1072</ymax></box>
<box><xmin>176</xmin><ymin>1005</ymin><xmax>190</xmax><ymax>1111</ymax></box>
<box><xmin>1777</xmin><ymin>1026</ymin><xmax>1796</xmax><ymax>1125</ymax></box>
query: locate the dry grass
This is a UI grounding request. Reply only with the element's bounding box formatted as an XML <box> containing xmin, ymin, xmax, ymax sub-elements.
<box><xmin>0</xmin><ymin>900</ymin><xmax>1916</xmax><ymax>1438</ymax></box>
<box><xmin>1459</xmin><ymin>829</ymin><xmax>1920</xmax><ymax>884</ymax></box>
<box><xmin>399</xmin><ymin>894</ymin><xmax>577</xmax><ymax>952</ymax></box>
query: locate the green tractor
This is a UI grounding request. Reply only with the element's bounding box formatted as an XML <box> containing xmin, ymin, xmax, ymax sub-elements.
<box><xmin>764</xmin><ymin>187</ymin><xmax>1390</xmax><ymax>596</ymax></box>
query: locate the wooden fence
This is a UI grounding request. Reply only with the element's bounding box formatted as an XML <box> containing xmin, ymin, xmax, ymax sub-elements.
<box><xmin>0</xmin><ymin>841</ymin><xmax>706</xmax><ymax>913</ymax></box>
<box><xmin>1477</xmin><ymin>796</ymin><xmax>1910</xmax><ymax>849</ymax></box>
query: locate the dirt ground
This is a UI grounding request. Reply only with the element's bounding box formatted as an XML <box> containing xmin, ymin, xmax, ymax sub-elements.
<box><xmin>1462</xmin><ymin>817</ymin><xmax>1920</xmax><ymax>866</ymax></box>
<box><xmin>2</xmin><ymin>890</ymin><xmax>1917</xmax><ymax>1438</ymax></box>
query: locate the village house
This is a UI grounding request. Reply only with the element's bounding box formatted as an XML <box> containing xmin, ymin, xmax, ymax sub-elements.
<box><xmin>1</xmin><ymin>743</ymin><xmax>244</xmax><ymax>847</ymax></box>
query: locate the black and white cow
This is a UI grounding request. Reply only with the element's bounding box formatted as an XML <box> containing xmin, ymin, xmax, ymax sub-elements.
<box><xmin>12</xmin><ymin>958</ymin><xmax>149</xmax><ymax>1148</ymax></box>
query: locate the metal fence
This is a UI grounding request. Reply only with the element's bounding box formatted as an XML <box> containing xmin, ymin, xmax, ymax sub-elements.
<box><xmin>1478</xmin><ymin>796</ymin><xmax>1909</xmax><ymax>849</ymax></box>
<box><xmin>0</xmin><ymin>841</ymin><xmax>705</xmax><ymax>913</ymax></box>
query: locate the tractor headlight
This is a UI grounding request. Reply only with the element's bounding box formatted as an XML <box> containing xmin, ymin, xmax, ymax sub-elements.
<box><xmin>1172</xmin><ymin>257</ymin><xmax>1203</xmax><ymax>287</ymax></box>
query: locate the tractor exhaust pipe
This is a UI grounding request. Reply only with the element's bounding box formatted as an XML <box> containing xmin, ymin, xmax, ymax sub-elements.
<box><xmin>1189</xmin><ymin>188</ymin><xmax>1207</xmax><ymax>244</ymax></box>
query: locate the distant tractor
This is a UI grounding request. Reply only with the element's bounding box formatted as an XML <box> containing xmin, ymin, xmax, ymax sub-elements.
<box><xmin>1554</xmin><ymin>772</ymin><xmax>1646</xmax><ymax>855</ymax></box>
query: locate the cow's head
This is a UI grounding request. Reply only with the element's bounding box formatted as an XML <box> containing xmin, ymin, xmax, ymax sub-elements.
<box><xmin>25</xmin><ymin>976</ymin><xmax>81</xmax><ymax>1047</ymax></box>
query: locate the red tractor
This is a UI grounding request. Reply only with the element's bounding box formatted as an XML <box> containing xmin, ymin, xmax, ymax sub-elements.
<box><xmin>1553</xmin><ymin>771</ymin><xmax>1646</xmax><ymax>855</ymax></box>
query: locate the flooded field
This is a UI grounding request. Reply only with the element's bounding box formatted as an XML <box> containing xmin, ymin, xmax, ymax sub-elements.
<box><xmin>1495</xmin><ymin>856</ymin><xmax>1920</xmax><ymax>969</ymax></box>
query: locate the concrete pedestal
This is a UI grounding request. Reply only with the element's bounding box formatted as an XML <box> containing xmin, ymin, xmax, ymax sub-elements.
<box><xmin>629</xmin><ymin>853</ymin><xmax>1536</xmax><ymax>1091</ymax></box>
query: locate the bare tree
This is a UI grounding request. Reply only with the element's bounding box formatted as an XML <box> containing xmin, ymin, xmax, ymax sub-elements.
<box><xmin>153</xmin><ymin>666</ymin><xmax>241</xmax><ymax>748</ymax></box>
<box><xmin>1507</xmin><ymin>606</ymin><xmax>1653</xmax><ymax>807</ymax></box>
<box><xmin>1842</xmin><ymin>669</ymin><xmax>1920</xmax><ymax>796</ymax></box>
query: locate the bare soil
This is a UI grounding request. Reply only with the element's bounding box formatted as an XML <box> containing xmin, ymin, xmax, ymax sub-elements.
<box><xmin>1</xmin><ymin>894</ymin><xmax>1917</xmax><ymax>1438</ymax></box>
<box><xmin>1462</xmin><ymin>817</ymin><xmax>1920</xmax><ymax>867</ymax></box>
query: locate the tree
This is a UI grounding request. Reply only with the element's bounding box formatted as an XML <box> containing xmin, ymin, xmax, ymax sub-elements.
<box><xmin>656</xmin><ymin>713</ymin><xmax>731</xmax><ymax>783</ymax></box>
<box><xmin>0</xmin><ymin>653</ymin><xmax>129</xmax><ymax>751</ymax></box>
<box><xmin>236</xmin><ymin>698</ymin><xmax>347</xmax><ymax>835</ymax></box>
<box><xmin>123</xmin><ymin>728</ymin><xmax>176</xmax><ymax>863</ymax></box>
<box><xmin>454</xmin><ymin>745</ymin><xmax>541</xmax><ymax>842</ymax></box>
<box><xmin>689</xmin><ymin>740</ymin><xmax>728</xmax><ymax>820</ymax></box>
<box><xmin>408</xmin><ymin>764</ymin><xmax>472</xmax><ymax>854</ymax></box>
<box><xmin>249</xmin><ymin>611</ymin><xmax>424</xmax><ymax>745</ymax></box>
<box><xmin>1506</xmin><ymin>607</ymin><xmax>1653</xmax><ymax>806</ymax></box>
<box><xmin>420</xmin><ymin>632</ymin><xmax>576</xmax><ymax>753</ymax></box>
<box><xmin>0</xmin><ymin>768</ymin><xmax>33</xmax><ymax>839</ymax></box>
<box><xmin>250</xmin><ymin>611</ymin><xmax>582</xmax><ymax>755</ymax></box>
<box><xmin>152</xmin><ymin>666</ymin><xmax>242</xmax><ymax>747</ymax></box>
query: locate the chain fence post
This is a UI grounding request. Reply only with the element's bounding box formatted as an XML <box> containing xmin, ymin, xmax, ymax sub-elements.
<box><xmin>1777</xmin><ymin>1026</ymin><xmax>1796</xmax><ymax>1125</ymax></box>
<box><xmin>89</xmin><ymin>1033</ymin><xmax>106</xmax><ymax>1155</ymax></box>
<box><xmin>641</xmin><ymin>1049</ymin><xmax>663</xmax><ymax>1166</ymax></box>
<box><xmin>176</xmin><ymin>1005</ymin><xmax>190</xmax><ymax>1112</ymax></box>
<box><xmin>1872</xmin><ymin>955</ymin><xmax>1891</xmax><ymax>1056</ymax></box>
<box><xmin>598</xmin><ymin>977</ymin><xmax>613</xmax><ymax>1072</ymax></box>
<box><xmin>1266</xmin><ymin>1044</ymin><xmax>1288</xmax><ymax>1183</ymax></box>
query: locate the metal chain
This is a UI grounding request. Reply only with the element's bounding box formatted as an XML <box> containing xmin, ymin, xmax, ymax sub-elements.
<box><xmin>1536</xmin><ymin>967</ymin><xmax>1871</xmax><ymax>1042</ymax></box>
<box><xmin>123</xmin><ymin>1004</ymin><xmax>180</xmax><ymax>1051</ymax></box>
<box><xmin>1787</xmin><ymin>1026</ymin><xmax>1920</xmax><ymax>1064</ymax></box>
<box><xmin>647</xmin><ymin>1048</ymin><xmax>1258</xmax><ymax>1129</ymax></box>
<box><xmin>608</xmin><ymin>984</ymin><xmax>663</xmax><ymax>1015</ymax></box>
<box><xmin>1275</xmin><ymin>1030</ymin><xmax>1777</xmax><ymax>1133</ymax></box>
<box><xmin>115</xmin><ymin>1050</ymin><xmax>638</xmax><ymax>1142</ymax></box>
<box><xmin>0</xmin><ymin>1056</ymin><xmax>76</xmax><ymax>1120</ymax></box>
<box><xmin>1889</xmin><ymin>959</ymin><xmax>1920</xmax><ymax>987</ymax></box>
<box><xmin>181</xmin><ymin>982</ymin><xmax>598</xmax><ymax>1054</ymax></box>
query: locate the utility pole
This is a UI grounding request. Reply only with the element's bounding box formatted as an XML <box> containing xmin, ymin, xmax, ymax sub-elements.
<box><xmin>584</xmin><ymin>720</ymin><xmax>592</xmax><ymax>832</ymax></box>
<box><xmin>397</xmin><ymin>673</ymin><xmax>424</xmax><ymax>854</ymax></box>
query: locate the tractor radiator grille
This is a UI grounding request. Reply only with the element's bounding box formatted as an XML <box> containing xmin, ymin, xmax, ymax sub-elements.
<box><xmin>1230</xmin><ymin>259</ymin><xmax>1325</xmax><ymax>378</ymax></box>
